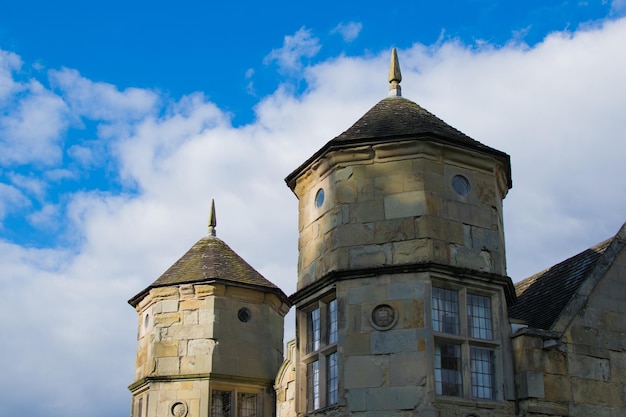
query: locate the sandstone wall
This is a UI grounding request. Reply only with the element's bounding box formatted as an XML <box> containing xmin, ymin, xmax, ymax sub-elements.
<box><xmin>293</xmin><ymin>141</ymin><xmax>509</xmax><ymax>290</ymax></box>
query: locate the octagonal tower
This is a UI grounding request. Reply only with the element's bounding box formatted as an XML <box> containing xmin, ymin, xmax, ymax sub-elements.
<box><xmin>285</xmin><ymin>49</ymin><xmax>517</xmax><ymax>417</ymax></box>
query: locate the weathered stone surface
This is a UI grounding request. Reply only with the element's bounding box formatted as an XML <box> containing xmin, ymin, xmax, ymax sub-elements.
<box><xmin>371</xmin><ymin>329</ymin><xmax>417</xmax><ymax>354</ymax></box>
<box><xmin>333</xmin><ymin>223</ymin><xmax>375</xmax><ymax>248</ymax></box>
<box><xmin>387</xmin><ymin>282</ymin><xmax>425</xmax><ymax>301</ymax></box>
<box><xmin>183</xmin><ymin>309</ymin><xmax>198</xmax><ymax>325</ymax></box>
<box><xmin>415</xmin><ymin>216</ymin><xmax>464</xmax><ymax>244</ymax></box>
<box><xmin>349</xmin><ymin>244</ymin><xmax>390</xmax><ymax>269</ymax></box>
<box><xmin>345</xmin><ymin>333</ymin><xmax>371</xmax><ymax>356</ymax></box>
<box><xmin>373</xmin><ymin>218</ymin><xmax>415</xmax><ymax>244</ymax></box>
<box><xmin>188</xmin><ymin>339</ymin><xmax>214</xmax><ymax>356</ymax></box>
<box><xmin>344</xmin><ymin>355</ymin><xmax>388</xmax><ymax>388</ymax></box>
<box><xmin>365</xmin><ymin>386</ymin><xmax>421</xmax><ymax>410</ymax></box>
<box><xmin>156</xmin><ymin>357</ymin><xmax>179</xmax><ymax>374</ymax></box>
<box><xmin>154</xmin><ymin>341</ymin><xmax>178</xmax><ymax>357</ymax></box>
<box><xmin>571</xmin><ymin>378</ymin><xmax>622</xmax><ymax>405</ymax></box>
<box><xmin>389</xmin><ymin>351</ymin><xmax>427</xmax><ymax>386</ymax></box>
<box><xmin>180</xmin><ymin>355</ymin><xmax>210</xmax><ymax>373</ymax></box>
<box><xmin>336</xmin><ymin>180</ymin><xmax>358</xmax><ymax>204</ymax></box>
<box><xmin>161</xmin><ymin>299</ymin><xmax>179</xmax><ymax>313</ymax></box>
<box><xmin>384</xmin><ymin>191</ymin><xmax>427</xmax><ymax>220</ymax></box>
<box><xmin>543</xmin><ymin>374</ymin><xmax>569</xmax><ymax>402</ymax></box>
<box><xmin>392</xmin><ymin>239</ymin><xmax>431</xmax><ymax>264</ymax></box>
<box><xmin>568</xmin><ymin>353</ymin><xmax>610</xmax><ymax>381</ymax></box>
<box><xmin>346</xmin><ymin>388</ymin><xmax>367</xmax><ymax>412</ymax></box>
<box><xmin>154</xmin><ymin>312</ymin><xmax>181</xmax><ymax>327</ymax></box>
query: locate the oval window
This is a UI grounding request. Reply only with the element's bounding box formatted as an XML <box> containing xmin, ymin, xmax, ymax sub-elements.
<box><xmin>452</xmin><ymin>175</ymin><xmax>470</xmax><ymax>196</ymax></box>
<box><xmin>314</xmin><ymin>188</ymin><xmax>325</xmax><ymax>208</ymax></box>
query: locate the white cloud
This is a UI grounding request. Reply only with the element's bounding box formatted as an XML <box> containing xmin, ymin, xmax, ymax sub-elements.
<box><xmin>27</xmin><ymin>203</ymin><xmax>60</xmax><ymax>230</ymax></box>
<box><xmin>264</xmin><ymin>27</ymin><xmax>321</xmax><ymax>72</ymax></box>
<box><xmin>612</xmin><ymin>0</ymin><xmax>626</xmax><ymax>14</ymax></box>
<box><xmin>0</xmin><ymin>79</ymin><xmax>69</xmax><ymax>166</ymax></box>
<box><xmin>1</xmin><ymin>16</ymin><xmax>626</xmax><ymax>417</ymax></box>
<box><xmin>331</xmin><ymin>21</ymin><xmax>363</xmax><ymax>42</ymax></box>
<box><xmin>0</xmin><ymin>182</ymin><xmax>29</xmax><ymax>220</ymax></box>
<box><xmin>9</xmin><ymin>173</ymin><xmax>47</xmax><ymax>200</ymax></box>
<box><xmin>49</xmin><ymin>67</ymin><xmax>159</xmax><ymax>121</ymax></box>
<box><xmin>0</xmin><ymin>49</ymin><xmax>22</xmax><ymax>101</ymax></box>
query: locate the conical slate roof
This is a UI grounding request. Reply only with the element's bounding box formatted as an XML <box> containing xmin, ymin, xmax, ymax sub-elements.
<box><xmin>129</xmin><ymin>236</ymin><xmax>288</xmax><ymax>307</ymax></box>
<box><xmin>334</xmin><ymin>96</ymin><xmax>495</xmax><ymax>151</ymax></box>
<box><xmin>286</xmin><ymin>96</ymin><xmax>511</xmax><ymax>190</ymax></box>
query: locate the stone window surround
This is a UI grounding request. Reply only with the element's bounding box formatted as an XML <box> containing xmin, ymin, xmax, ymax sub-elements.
<box><xmin>432</xmin><ymin>282</ymin><xmax>501</xmax><ymax>401</ymax></box>
<box><xmin>209</xmin><ymin>385</ymin><xmax>262</xmax><ymax>417</ymax></box>
<box><xmin>132</xmin><ymin>387</ymin><xmax>150</xmax><ymax>417</ymax></box>
<box><xmin>299</xmin><ymin>291</ymin><xmax>338</xmax><ymax>413</ymax></box>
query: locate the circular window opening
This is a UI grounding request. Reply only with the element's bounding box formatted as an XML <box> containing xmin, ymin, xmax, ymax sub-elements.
<box><xmin>238</xmin><ymin>307</ymin><xmax>252</xmax><ymax>323</ymax></box>
<box><xmin>314</xmin><ymin>188</ymin><xmax>325</xmax><ymax>208</ymax></box>
<box><xmin>452</xmin><ymin>175</ymin><xmax>471</xmax><ymax>196</ymax></box>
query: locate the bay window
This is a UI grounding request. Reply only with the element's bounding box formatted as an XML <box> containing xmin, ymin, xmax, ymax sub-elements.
<box><xmin>211</xmin><ymin>389</ymin><xmax>258</xmax><ymax>417</ymax></box>
<box><xmin>303</xmin><ymin>296</ymin><xmax>338</xmax><ymax>412</ymax></box>
<box><xmin>432</xmin><ymin>286</ymin><xmax>498</xmax><ymax>400</ymax></box>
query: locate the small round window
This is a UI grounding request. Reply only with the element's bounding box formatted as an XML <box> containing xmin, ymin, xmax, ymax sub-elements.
<box><xmin>314</xmin><ymin>188</ymin><xmax>325</xmax><ymax>208</ymax></box>
<box><xmin>452</xmin><ymin>175</ymin><xmax>470</xmax><ymax>196</ymax></box>
<box><xmin>238</xmin><ymin>307</ymin><xmax>251</xmax><ymax>322</ymax></box>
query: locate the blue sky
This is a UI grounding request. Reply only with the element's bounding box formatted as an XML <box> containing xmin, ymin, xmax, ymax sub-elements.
<box><xmin>1</xmin><ymin>1</ymin><xmax>626</xmax><ymax>417</ymax></box>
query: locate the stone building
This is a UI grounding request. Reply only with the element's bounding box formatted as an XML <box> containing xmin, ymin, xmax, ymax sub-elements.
<box><xmin>128</xmin><ymin>50</ymin><xmax>626</xmax><ymax>417</ymax></box>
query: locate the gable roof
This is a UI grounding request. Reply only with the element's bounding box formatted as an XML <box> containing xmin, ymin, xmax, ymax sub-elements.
<box><xmin>129</xmin><ymin>236</ymin><xmax>289</xmax><ymax>307</ymax></box>
<box><xmin>286</xmin><ymin>96</ymin><xmax>511</xmax><ymax>190</ymax></box>
<box><xmin>509</xmin><ymin>222</ymin><xmax>626</xmax><ymax>331</ymax></box>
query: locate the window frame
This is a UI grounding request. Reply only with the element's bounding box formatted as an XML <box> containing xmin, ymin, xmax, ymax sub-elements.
<box><xmin>133</xmin><ymin>389</ymin><xmax>149</xmax><ymax>417</ymax></box>
<box><xmin>300</xmin><ymin>294</ymin><xmax>339</xmax><ymax>413</ymax></box>
<box><xmin>209</xmin><ymin>386</ymin><xmax>261</xmax><ymax>417</ymax></box>
<box><xmin>431</xmin><ymin>284</ymin><xmax>500</xmax><ymax>401</ymax></box>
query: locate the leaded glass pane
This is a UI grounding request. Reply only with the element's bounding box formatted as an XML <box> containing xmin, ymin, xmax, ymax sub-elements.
<box><xmin>328</xmin><ymin>299</ymin><xmax>338</xmax><ymax>344</ymax></box>
<box><xmin>471</xmin><ymin>347</ymin><xmax>495</xmax><ymax>399</ymax></box>
<box><xmin>468</xmin><ymin>294</ymin><xmax>493</xmax><ymax>340</ymax></box>
<box><xmin>432</xmin><ymin>287</ymin><xmax>460</xmax><ymax>335</ymax></box>
<box><xmin>327</xmin><ymin>352</ymin><xmax>338</xmax><ymax>405</ymax></box>
<box><xmin>211</xmin><ymin>390</ymin><xmax>232</xmax><ymax>417</ymax></box>
<box><xmin>307</xmin><ymin>361</ymin><xmax>320</xmax><ymax>411</ymax></box>
<box><xmin>307</xmin><ymin>308</ymin><xmax>321</xmax><ymax>353</ymax></box>
<box><xmin>238</xmin><ymin>393</ymin><xmax>257</xmax><ymax>417</ymax></box>
<box><xmin>435</xmin><ymin>342</ymin><xmax>462</xmax><ymax>396</ymax></box>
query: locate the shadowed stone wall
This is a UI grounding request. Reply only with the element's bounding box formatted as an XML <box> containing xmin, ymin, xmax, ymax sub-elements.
<box><xmin>513</xmin><ymin>248</ymin><xmax>626</xmax><ymax>416</ymax></box>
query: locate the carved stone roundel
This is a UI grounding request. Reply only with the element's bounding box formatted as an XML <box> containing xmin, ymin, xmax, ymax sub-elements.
<box><xmin>372</xmin><ymin>304</ymin><xmax>396</xmax><ymax>329</ymax></box>
<box><xmin>171</xmin><ymin>401</ymin><xmax>188</xmax><ymax>417</ymax></box>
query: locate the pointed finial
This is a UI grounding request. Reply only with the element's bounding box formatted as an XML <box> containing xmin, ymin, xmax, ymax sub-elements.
<box><xmin>208</xmin><ymin>199</ymin><xmax>217</xmax><ymax>236</ymax></box>
<box><xmin>388</xmin><ymin>47</ymin><xmax>402</xmax><ymax>97</ymax></box>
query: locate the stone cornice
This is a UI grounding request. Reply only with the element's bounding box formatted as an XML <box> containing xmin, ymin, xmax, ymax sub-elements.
<box><xmin>289</xmin><ymin>261</ymin><xmax>516</xmax><ymax>305</ymax></box>
<box><xmin>128</xmin><ymin>373</ymin><xmax>276</xmax><ymax>392</ymax></box>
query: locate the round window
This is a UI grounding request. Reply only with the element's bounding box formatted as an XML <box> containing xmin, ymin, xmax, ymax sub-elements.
<box><xmin>314</xmin><ymin>188</ymin><xmax>325</xmax><ymax>208</ymax></box>
<box><xmin>452</xmin><ymin>175</ymin><xmax>470</xmax><ymax>196</ymax></box>
<box><xmin>238</xmin><ymin>307</ymin><xmax>252</xmax><ymax>323</ymax></box>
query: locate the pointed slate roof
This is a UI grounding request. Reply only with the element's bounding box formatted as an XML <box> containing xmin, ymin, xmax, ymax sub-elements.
<box><xmin>129</xmin><ymin>236</ymin><xmax>289</xmax><ymax>307</ymax></box>
<box><xmin>509</xmin><ymin>231</ymin><xmax>622</xmax><ymax>330</ymax></box>
<box><xmin>286</xmin><ymin>50</ymin><xmax>511</xmax><ymax>190</ymax></box>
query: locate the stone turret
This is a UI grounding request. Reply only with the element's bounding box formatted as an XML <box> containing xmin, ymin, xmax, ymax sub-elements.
<box><xmin>284</xmin><ymin>49</ymin><xmax>516</xmax><ymax>417</ymax></box>
<box><xmin>128</xmin><ymin>202</ymin><xmax>290</xmax><ymax>417</ymax></box>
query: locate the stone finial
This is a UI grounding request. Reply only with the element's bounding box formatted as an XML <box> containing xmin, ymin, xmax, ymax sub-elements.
<box><xmin>388</xmin><ymin>47</ymin><xmax>402</xmax><ymax>97</ymax></box>
<box><xmin>208</xmin><ymin>199</ymin><xmax>217</xmax><ymax>236</ymax></box>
